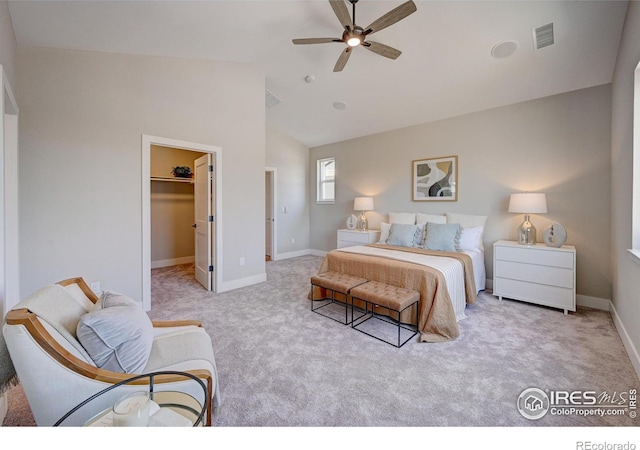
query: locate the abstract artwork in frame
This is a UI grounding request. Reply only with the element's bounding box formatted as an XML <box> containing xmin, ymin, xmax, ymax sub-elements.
<box><xmin>412</xmin><ymin>155</ymin><xmax>458</xmax><ymax>201</ymax></box>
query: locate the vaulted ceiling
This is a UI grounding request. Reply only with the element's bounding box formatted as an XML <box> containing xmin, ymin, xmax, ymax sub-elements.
<box><xmin>7</xmin><ymin>0</ymin><xmax>629</xmax><ymax>147</ymax></box>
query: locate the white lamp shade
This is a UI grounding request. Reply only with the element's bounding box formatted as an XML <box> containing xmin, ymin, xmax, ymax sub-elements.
<box><xmin>508</xmin><ymin>193</ymin><xmax>547</xmax><ymax>214</ymax></box>
<box><xmin>354</xmin><ymin>197</ymin><xmax>374</xmax><ymax>211</ymax></box>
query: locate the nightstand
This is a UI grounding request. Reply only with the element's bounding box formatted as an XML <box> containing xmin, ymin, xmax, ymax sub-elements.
<box><xmin>337</xmin><ymin>229</ymin><xmax>381</xmax><ymax>249</ymax></box>
<box><xmin>493</xmin><ymin>240</ymin><xmax>576</xmax><ymax>315</ymax></box>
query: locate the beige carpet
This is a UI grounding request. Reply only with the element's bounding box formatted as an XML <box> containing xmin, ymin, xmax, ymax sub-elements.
<box><xmin>3</xmin><ymin>255</ymin><xmax>639</xmax><ymax>427</ymax></box>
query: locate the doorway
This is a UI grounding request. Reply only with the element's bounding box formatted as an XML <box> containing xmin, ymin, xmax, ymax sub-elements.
<box><xmin>0</xmin><ymin>66</ymin><xmax>18</xmax><ymax>424</ymax></box>
<box><xmin>1</xmin><ymin>67</ymin><xmax>19</xmax><ymax>315</ymax></box>
<box><xmin>150</xmin><ymin>145</ymin><xmax>206</xmax><ymax>273</ymax></box>
<box><xmin>265</xmin><ymin>167</ymin><xmax>277</xmax><ymax>262</ymax></box>
<box><xmin>142</xmin><ymin>135</ymin><xmax>222</xmax><ymax>311</ymax></box>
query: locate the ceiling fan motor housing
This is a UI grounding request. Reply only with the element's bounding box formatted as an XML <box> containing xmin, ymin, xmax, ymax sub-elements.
<box><xmin>344</xmin><ymin>26</ymin><xmax>365</xmax><ymax>46</ymax></box>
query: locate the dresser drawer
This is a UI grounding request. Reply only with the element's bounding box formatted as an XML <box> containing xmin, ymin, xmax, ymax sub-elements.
<box><xmin>337</xmin><ymin>230</ymin><xmax>380</xmax><ymax>249</ymax></box>
<box><xmin>494</xmin><ymin>277</ymin><xmax>575</xmax><ymax>310</ymax></box>
<box><xmin>338</xmin><ymin>231</ymin><xmax>372</xmax><ymax>244</ymax></box>
<box><xmin>494</xmin><ymin>260</ymin><xmax>574</xmax><ymax>289</ymax></box>
<box><xmin>495</xmin><ymin>245</ymin><xmax>574</xmax><ymax>269</ymax></box>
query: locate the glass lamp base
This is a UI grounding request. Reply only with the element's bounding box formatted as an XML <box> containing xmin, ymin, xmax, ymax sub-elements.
<box><xmin>517</xmin><ymin>215</ymin><xmax>537</xmax><ymax>245</ymax></box>
<box><xmin>357</xmin><ymin>212</ymin><xmax>368</xmax><ymax>231</ymax></box>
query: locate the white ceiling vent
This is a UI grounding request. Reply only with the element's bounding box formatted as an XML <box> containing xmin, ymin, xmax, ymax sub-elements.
<box><xmin>533</xmin><ymin>22</ymin><xmax>554</xmax><ymax>50</ymax></box>
<box><xmin>265</xmin><ymin>90</ymin><xmax>282</xmax><ymax>109</ymax></box>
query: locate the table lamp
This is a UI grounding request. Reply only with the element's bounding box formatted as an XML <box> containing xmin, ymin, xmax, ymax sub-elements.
<box><xmin>508</xmin><ymin>192</ymin><xmax>547</xmax><ymax>245</ymax></box>
<box><xmin>354</xmin><ymin>197</ymin><xmax>374</xmax><ymax>231</ymax></box>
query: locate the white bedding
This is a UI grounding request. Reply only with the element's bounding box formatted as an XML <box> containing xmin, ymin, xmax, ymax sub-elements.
<box><xmin>336</xmin><ymin>245</ymin><xmax>486</xmax><ymax>321</ymax></box>
<box><xmin>464</xmin><ymin>248</ymin><xmax>486</xmax><ymax>292</ymax></box>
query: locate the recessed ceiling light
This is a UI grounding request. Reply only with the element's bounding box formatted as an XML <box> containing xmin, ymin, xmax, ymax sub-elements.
<box><xmin>333</xmin><ymin>101</ymin><xmax>347</xmax><ymax>110</ymax></box>
<box><xmin>491</xmin><ymin>41</ymin><xmax>518</xmax><ymax>59</ymax></box>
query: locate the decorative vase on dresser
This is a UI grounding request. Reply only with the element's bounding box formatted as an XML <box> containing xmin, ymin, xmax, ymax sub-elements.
<box><xmin>337</xmin><ymin>229</ymin><xmax>381</xmax><ymax>249</ymax></box>
<box><xmin>492</xmin><ymin>240</ymin><xmax>576</xmax><ymax>315</ymax></box>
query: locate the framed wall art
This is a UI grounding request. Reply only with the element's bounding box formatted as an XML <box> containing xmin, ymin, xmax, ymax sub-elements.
<box><xmin>412</xmin><ymin>155</ymin><xmax>458</xmax><ymax>201</ymax></box>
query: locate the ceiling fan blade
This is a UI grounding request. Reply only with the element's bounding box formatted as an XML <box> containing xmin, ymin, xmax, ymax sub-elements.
<box><xmin>334</xmin><ymin>47</ymin><xmax>352</xmax><ymax>72</ymax></box>
<box><xmin>364</xmin><ymin>0</ymin><xmax>417</xmax><ymax>35</ymax></box>
<box><xmin>292</xmin><ymin>38</ymin><xmax>342</xmax><ymax>45</ymax></box>
<box><xmin>329</xmin><ymin>0</ymin><xmax>352</xmax><ymax>31</ymax></box>
<box><xmin>364</xmin><ymin>41</ymin><xmax>402</xmax><ymax>59</ymax></box>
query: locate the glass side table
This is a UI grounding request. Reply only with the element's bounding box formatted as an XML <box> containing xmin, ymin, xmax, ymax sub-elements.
<box><xmin>54</xmin><ymin>371</ymin><xmax>209</xmax><ymax>427</ymax></box>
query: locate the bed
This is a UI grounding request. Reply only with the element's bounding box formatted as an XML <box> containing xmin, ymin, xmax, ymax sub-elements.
<box><xmin>311</xmin><ymin>212</ymin><xmax>488</xmax><ymax>343</ymax></box>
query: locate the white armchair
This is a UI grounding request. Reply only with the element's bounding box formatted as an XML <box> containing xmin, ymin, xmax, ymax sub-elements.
<box><xmin>2</xmin><ymin>277</ymin><xmax>220</xmax><ymax>426</ymax></box>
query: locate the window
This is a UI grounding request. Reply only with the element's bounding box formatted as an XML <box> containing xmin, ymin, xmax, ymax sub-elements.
<box><xmin>317</xmin><ymin>157</ymin><xmax>335</xmax><ymax>204</ymax></box>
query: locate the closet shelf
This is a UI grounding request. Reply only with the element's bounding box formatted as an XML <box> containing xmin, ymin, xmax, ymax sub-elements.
<box><xmin>151</xmin><ymin>176</ymin><xmax>194</xmax><ymax>184</ymax></box>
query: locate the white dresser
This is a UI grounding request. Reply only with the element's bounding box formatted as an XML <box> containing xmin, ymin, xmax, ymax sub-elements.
<box><xmin>337</xmin><ymin>229</ymin><xmax>381</xmax><ymax>249</ymax></box>
<box><xmin>493</xmin><ymin>240</ymin><xmax>576</xmax><ymax>315</ymax></box>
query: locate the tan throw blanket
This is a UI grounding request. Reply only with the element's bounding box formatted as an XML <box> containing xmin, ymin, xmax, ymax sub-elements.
<box><xmin>311</xmin><ymin>244</ymin><xmax>476</xmax><ymax>343</ymax></box>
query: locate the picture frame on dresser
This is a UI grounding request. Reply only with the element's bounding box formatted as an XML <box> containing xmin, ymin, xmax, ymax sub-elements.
<box><xmin>412</xmin><ymin>155</ymin><xmax>458</xmax><ymax>202</ymax></box>
<box><xmin>492</xmin><ymin>240</ymin><xmax>576</xmax><ymax>315</ymax></box>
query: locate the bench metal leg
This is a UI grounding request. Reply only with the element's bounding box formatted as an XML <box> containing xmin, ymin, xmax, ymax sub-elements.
<box><xmin>351</xmin><ymin>299</ymin><xmax>420</xmax><ymax>348</ymax></box>
<box><xmin>311</xmin><ymin>284</ymin><xmax>364</xmax><ymax>325</ymax></box>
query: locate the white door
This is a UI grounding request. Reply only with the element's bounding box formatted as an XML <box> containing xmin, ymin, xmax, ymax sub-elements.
<box><xmin>265</xmin><ymin>172</ymin><xmax>272</xmax><ymax>259</ymax></box>
<box><xmin>194</xmin><ymin>154</ymin><xmax>215</xmax><ymax>290</ymax></box>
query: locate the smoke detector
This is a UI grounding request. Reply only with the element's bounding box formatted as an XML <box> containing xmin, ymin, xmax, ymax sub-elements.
<box><xmin>333</xmin><ymin>101</ymin><xmax>347</xmax><ymax>110</ymax></box>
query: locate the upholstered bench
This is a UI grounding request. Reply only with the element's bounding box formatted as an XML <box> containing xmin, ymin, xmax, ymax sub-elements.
<box><xmin>310</xmin><ymin>271</ymin><xmax>368</xmax><ymax>324</ymax></box>
<box><xmin>349</xmin><ymin>281</ymin><xmax>420</xmax><ymax>347</ymax></box>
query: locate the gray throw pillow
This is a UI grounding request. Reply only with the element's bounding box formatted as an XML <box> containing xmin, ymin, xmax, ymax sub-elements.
<box><xmin>386</xmin><ymin>223</ymin><xmax>421</xmax><ymax>247</ymax></box>
<box><xmin>423</xmin><ymin>222</ymin><xmax>462</xmax><ymax>252</ymax></box>
<box><xmin>76</xmin><ymin>291</ymin><xmax>153</xmax><ymax>374</ymax></box>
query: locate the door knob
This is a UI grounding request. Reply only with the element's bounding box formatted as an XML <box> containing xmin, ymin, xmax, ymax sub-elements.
<box><xmin>192</xmin><ymin>224</ymin><xmax>197</xmax><ymax>228</ymax></box>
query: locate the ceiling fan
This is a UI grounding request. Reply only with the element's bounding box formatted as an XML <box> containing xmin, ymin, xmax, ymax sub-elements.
<box><xmin>292</xmin><ymin>0</ymin><xmax>417</xmax><ymax>72</ymax></box>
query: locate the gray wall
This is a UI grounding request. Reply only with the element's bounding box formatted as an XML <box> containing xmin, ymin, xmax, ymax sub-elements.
<box><xmin>17</xmin><ymin>47</ymin><xmax>265</xmax><ymax>299</ymax></box>
<box><xmin>266</xmin><ymin>124</ymin><xmax>310</xmax><ymax>256</ymax></box>
<box><xmin>310</xmin><ymin>85</ymin><xmax>612</xmax><ymax>300</ymax></box>
<box><xmin>0</xmin><ymin>1</ymin><xmax>15</xmax><ymax>88</ymax></box>
<box><xmin>611</xmin><ymin>2</ymin><xmax>640</xmax><ymax>372</ymax></box>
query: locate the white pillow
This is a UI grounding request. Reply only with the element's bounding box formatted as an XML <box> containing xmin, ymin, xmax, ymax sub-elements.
<box><xmin>388</xmin><ymin>212</ymin><xmax>416</xmax><ymax>225</ymax></box>
<box><xmin>459</xmin><ymin>226</ymin><xmax>484</xmax><ymax>251</ymax></box>
<box><xmin>378</xmin><ymin>222</ymin><xmax>391</xmax><ymax>243</ymax></box>
<box><xmin>76</xmin><ymin>291</ymin><xmax>153</xmax><ymax>374</ymax></box>
<box><xmin>446</xmin><ymin>213</ymin><xmax>487</xmax><ymax>250</ymax></box>
<box><xmin>386</xmin><ymin>223</ymin><xmax>421</xmax><ymax>247</ymax></box>
<box><xmin>416</xmin><ymin>213</ymin><xmax>446</xmax><ymax>225</ymax></box>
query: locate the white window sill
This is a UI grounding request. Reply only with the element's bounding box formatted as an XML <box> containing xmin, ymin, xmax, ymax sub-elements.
<box><xmin>628</xmin><ymin>249</ymin><xmax>640</xmax><ymax>266</ymax></box>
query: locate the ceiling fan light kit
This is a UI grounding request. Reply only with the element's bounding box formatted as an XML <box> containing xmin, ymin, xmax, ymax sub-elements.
<box><xmin>293</xmin><ymin>0</ymin><xmax>417</xmax><ymax>72</ymax></box>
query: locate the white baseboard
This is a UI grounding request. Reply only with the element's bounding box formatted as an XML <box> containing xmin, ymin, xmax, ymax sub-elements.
<box><xmin>309</xmin><ymin>249</ymin><xmax>328</xmax><ymax>257</ymax></box>
<box><xmin>576</xmin><ymin>294</ymin><xmax>610</xmax><ymax>311</ymax></box>
<box><xmin>151</xmin><ymin>256</ymin><xmax>194</xmax><ymax>269</ymax></box>
<box><xmin>610</xmin><ymin>301</ymin><xmax>640</xmax><ymax>380</ymax></box>
<box><xmin>273</xmin><ymin>249</ymin><xmax>312</xmax><ymax>261</ymax></box>
<box><xmin>485</xmin><ymin>278</ymin><xmax>493</xmax><ymax>291</ymax></box>
<box><xmin>0</xmin><ymin>393</ymin><xmax>6</xmax><ymax>426</ymax></box>
<box><xmin>219</xmin><ymin>273</ymin><xmax>267</xmax><ymax>293</ymax></box>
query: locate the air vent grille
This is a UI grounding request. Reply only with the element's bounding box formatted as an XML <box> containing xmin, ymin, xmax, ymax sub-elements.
<box><xmin>265</xmin><ymin>90</ymin><xmax>282</xmax><ymax>109</ymax></box>
<box><xmin>534</xmin><ymin>22</ymin><xmax>554</xmax><ymax>50</ymax></box>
